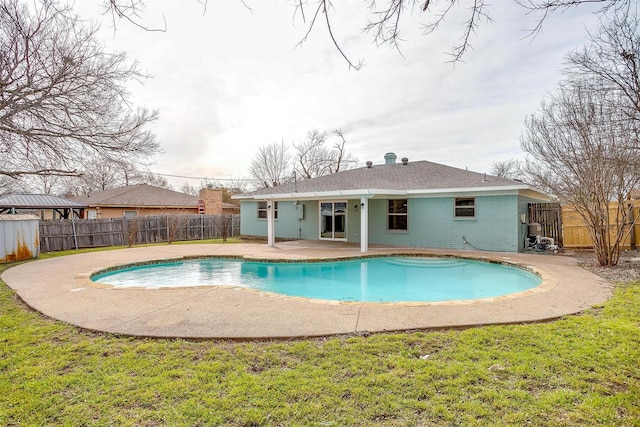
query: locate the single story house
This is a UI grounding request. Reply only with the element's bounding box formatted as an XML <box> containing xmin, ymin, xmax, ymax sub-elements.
<box><xmin>233</xmin><ymin>153</ymin><xmax>550</xmax><ymax>253</ymax></box>
<box><xmin>71</xmin><ymin>184</ymin><xmax>239</xmax><ymax>219</ymax></box>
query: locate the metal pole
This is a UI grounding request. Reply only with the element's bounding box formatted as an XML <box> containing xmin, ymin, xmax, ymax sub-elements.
<box><xmin>71</xmin><ymin>215</ymin><xmax>78</xmax><ymax>250</ymax></box>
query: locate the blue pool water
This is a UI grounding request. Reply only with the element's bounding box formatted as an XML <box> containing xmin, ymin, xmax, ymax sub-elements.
<box><xmin>91</xmin><ymin>257</ymin><xmax>541</xmax><ymax>303</ymax></box>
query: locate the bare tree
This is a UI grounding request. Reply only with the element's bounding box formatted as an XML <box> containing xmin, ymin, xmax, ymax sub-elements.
<box><xmin>298</xmin><ymin>0</ymin><xmax>632</xmax><ymax>64</ymax></box>
<box><xmin>0</xmin><ymin>0</ymin><xmax>160</xmax><ymax>179</ymax></box>
<box><xmin>0</xmin><ymin>175</ymin><xmax>27</xmax><ymax>195</ymax></box>
<box><xmin>489</xmin><ymin>158</ymin><xmax>523</xmax><ymax>180</ymax></box>
<box><xmin>180</xmin><ymin>182</ymin><xmax>200</xmax><ymax>196</ymax></box>
<box><xmin>122</xmin><ymin>167</ymin><xmax>169</xmax><ymax>187</ymax></box>
<box><xmin>202</xmin><ymin>179</ymin><xmax>248</xmax><ymax>204</ymax></box>
<box><xmin>104</xmin><ymin>0</ymin><xmax>167</xmax><ymax>32</ymax></box>
<box><xmin>293</xmin><ymin>129</ymin><xmax>358</xmax><ymax>179</ymax></box>
<box><xmin>180</xmin><ymin>179</ymin><xmax>248</xmax><ymax>200</ymax></box>
<box><xmin>56</xmin><ymin>160</ymin><xmax>167</xmax><ymax>196</ymax></box>
<box><xmin>31</xmin><ymin>174</ymin><xmax>61</xmax><ymax>195</ymax></box>
<box><xmin>219</xmin><ymin>177</ymin><xmax>249</xmax><ymax>196</ymax></box>
<box><xmin>72</xmin><ymin>161</ymin><xmax>123</xmax><ymax>193</ymax></box>
<box><xmin>248</xmin><ymin>141</ymin><xmax>292</xmax><ymax>188</ymax></box>
<box><xmin>361</xmin><ymin>0</ymin><xmax>492</xmax><ymax>62</ymax></box>
<box><xmin>166</xmin><ymin>213</ymin><xmax>190</xmax><ymax>244</ymax></box>
<box><xmin>105</xmin><ymin>0</ymin><xmax>630</xmax><ymax>66</ymax></box>
<box><xmin>522</xmin><ymin>80</ymin><xmax>640</xmax><ymax>267</ymax></box>
<box><xmin>523</xmin><ymin>7</ymin><xmax>640</xmax><ymax>267</ymax></box>
<box><xmin>125</xmin><ymin>217</ymin><xmax>139</xmax><ymax>247</ymax></box>
<box><xmin>566</xmin><ymin>5</ymin><xmax>640</xmax><ymax>123</ymax></box>
<box><xmin>214</xmin><ymin>214</ymin><xmax>233</xmax><ymax>242</ymax></box>
<box><xmin>248</xmin><ymin>131</ymin><xmax>356</xmax><ymax>188</ymax></box>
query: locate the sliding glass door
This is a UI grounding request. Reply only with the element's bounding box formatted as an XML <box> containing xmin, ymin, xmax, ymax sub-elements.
<box><xmin>320</xmin><ymin>201</ymin><xmax>347</xmax><ymax>240</ymax></box>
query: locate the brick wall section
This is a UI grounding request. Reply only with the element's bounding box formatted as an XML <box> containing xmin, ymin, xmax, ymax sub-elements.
<box><xmin>95</xmin><ymin>207</ymin><xmax>197</xmax><ymax>218</ymax></box>
<box><xmin>199</xmin><ymin>188</ymin><xmax>223</xmax><ymax>215</ymax></box>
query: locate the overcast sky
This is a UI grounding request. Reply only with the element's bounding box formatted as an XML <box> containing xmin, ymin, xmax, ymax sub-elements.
<box><xmin>74</xmin><ymin>1</ymin><xmax>603</xmax><ymax>190</ymax></box>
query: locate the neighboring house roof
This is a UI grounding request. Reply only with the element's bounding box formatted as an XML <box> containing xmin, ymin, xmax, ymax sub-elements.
<box><xmin>235</xmin><ymin>159</ymin><xmax>549</xmax><ymax>201</ymax></box>
<box><xmin>222</xmin><ymin>202</ymin><xmax>239</xmax><ymax>210</ymax></box>
<box><xmin>0</xmin><ymin>194</ymin><xmax>87</xmax><ymax>209</ymax></box>
<box><xmin>71</xmin><ymin>184</ymin><xmax>197</xmax><ymax>208</ymax></box>
<box><xmin>0</xmin><ymin>214</ymin><xmax>40</xmax><ymax>221</ymax></box>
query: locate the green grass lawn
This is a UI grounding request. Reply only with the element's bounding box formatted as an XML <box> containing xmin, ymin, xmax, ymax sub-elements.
<box><xmin>1</xmin><ymin>249</ymin><xmax>638</xmax><ymax>426</ymax></box>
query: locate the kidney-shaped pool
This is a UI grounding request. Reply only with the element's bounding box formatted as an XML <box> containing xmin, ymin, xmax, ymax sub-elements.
<box><xmin>91</xmin><ymin>256</ymin><xmax>541</xmax><ymax>303</ymax></box>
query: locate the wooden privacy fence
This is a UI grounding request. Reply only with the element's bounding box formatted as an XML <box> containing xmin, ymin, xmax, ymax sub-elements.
<box><xmin>528</xmin><ymin>203</ymin><xmax>563</xmax><ymax>247</ymax></box>
<box><xmin>39</xmin><ymin>214</ymin><xmax>241</xmax><ymax>252</ymax></box>
<box><xmin>562</xmin><ymin>202</ymin><xmax>640</xmax><ymax>250</ymax></box>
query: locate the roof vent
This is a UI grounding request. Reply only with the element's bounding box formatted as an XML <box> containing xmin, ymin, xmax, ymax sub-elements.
<box><xmin>384</xmin><ymin>152</ymin><xmax>397</xmax><ymax>164</ymax></box>
<box><xmin>401</xmin><ymin>157</ymin><xmax>408</xmax><ymax>165</ymax></box>
<box><xmin>366</xmin><ymin>161</ymin><xmax>373</xmax><ymax>169</ymax></box>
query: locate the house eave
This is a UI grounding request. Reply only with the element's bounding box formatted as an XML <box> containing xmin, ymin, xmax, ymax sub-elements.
<box><xmin>233</xmin><ymin>185</ymin><xmax>549</xmax><ymax>201</ymax></box>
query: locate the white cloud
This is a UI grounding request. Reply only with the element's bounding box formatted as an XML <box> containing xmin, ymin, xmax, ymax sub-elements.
<box><xmin>74</xmin><ymin>0</ymin><xmax>603</xmax><ymax>188</ymax></box>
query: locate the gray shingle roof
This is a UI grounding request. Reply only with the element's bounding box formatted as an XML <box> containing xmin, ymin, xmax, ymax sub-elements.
<box><xmin>71</xmin><ymin>184</ymin><xmax>197</xmax><ymax>208</ymax></box>
<box><xmin>0</xmin><ymin>194</ymin><xmax>87</xmax><ymax>209</ymax></box>
<box><xmin>237</xmin><ymin>160</ymin><xmax>538</xmax><ymax>199</ymax></box>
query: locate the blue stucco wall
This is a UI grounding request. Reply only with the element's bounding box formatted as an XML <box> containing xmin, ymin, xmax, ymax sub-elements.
<box><xmin>366</xmin><ymin>195</ymin><xmax>521</xmax><ymax>252</ymax></box>
<box><xmin>240</xmin><ymin>195</ymin><xmax>545</xmax><ymax>252</ymax></box>
<box><xmin>240</xmin><ymin>200</ymin><xmax>319</xmax><ymax>240</ymax></box>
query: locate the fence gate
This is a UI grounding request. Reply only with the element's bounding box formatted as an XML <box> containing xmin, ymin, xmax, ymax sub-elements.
<box><xmin>528</xmin><ymin>202</ymin><xmax>563</xmax><ymax>247</ymax></box>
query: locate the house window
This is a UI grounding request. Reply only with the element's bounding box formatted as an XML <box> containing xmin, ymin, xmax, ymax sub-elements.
<box><xmin>258</xmin><ymin>201</ymin><xmax>278</xmax><ymax>219</ymax></box>
<box><xmin>320</xmin><ymin>201</ymin><xmax>346</xmax><ymax>240</ymax></box>
<box><xmin>388</xmin><ymin>199</ymin><xmax>408</xmax><ymax>230</ymax></box>
<box><xmin>124</xmin><ymin>210</ymin><xmax>137</xmax><ymax>218</ymax></box>
<box><xmin>454</xmin><ymin>197</ymin><xmax>475</xmax><ymax>218</ymax></box>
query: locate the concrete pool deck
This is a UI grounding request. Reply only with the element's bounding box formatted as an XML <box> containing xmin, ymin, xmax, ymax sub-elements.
<box><xmin>2</xmin><ymin>241</ymin><xmax>613</xmax><ymax>340</ymax></box>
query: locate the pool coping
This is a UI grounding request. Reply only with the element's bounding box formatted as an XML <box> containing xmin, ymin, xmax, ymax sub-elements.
<box><xmin>1</xmin><ymin>241</ymin><xmax>614</xmax><ymax>340</ymax></box>
<box><xmin>84</xmin><ymin>254</ymin><xmax>552</xmax><ymax>307</ymax></box>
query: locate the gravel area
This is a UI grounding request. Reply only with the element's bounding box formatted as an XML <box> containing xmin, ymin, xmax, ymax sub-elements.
<box><xmin>569</xmin><ymin>249</ymin><xmax>640</xmax><ymax>283</ymax></box>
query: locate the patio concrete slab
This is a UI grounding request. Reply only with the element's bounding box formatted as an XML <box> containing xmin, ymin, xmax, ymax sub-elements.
<box><xmin>1</xmin><ymin>242</ymin><xmax>614</xmax><ymax>339</ymax></box>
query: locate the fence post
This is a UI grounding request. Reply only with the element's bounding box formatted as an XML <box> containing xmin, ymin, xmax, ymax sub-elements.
<box><xmin>71</xmin><ymin>216</ymin><xmax>78</xmax><ymax>250</ymax></box>
<box><xmin>232</xmin><ymin>215</ymin><xmax>236</xmax><ymax>237</ymax></box>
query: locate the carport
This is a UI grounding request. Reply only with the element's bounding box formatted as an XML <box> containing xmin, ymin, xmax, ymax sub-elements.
<box><xmin>0</xmin><ymin>194</ymin><xmax>86</xmax><ymax>219</ymax></box>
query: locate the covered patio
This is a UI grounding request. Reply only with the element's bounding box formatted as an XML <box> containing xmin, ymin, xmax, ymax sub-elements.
<box><xmin>0</xmin><ymin>194</ymin><xmax>86</xmax><ymax>219</ymax></box>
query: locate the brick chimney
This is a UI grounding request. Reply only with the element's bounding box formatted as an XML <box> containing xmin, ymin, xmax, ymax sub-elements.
<box><xmin>198</xmin><ymin>188</ymin><xmax>223</xmax><ymax>215</ymax></box>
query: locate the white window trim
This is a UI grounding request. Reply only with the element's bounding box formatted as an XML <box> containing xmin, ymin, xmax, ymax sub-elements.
<box><xmin>454</xmin><ymin>197</ymin><xmax>476</xmax><ymax>219</ymax></box>
<box><xmin>387</xmin><ymin>199</ymin><xmax>408</xmax><ymax>232</ymax></box>
<box><xmin>257</xmin><ymin>201</ymin><xmax>278</xmax><ymax>220</ymax></box>
<box><xmin>319</xmin><ymin>200</ymin><xmax>348</xmax><ymax>241</ymax></box>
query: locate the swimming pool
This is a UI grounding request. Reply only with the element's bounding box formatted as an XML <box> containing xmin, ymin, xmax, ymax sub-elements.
<box><xmin>91</xmin><ymin>256</ymin><xmax>541</xmax><ymax>303</ymax></box>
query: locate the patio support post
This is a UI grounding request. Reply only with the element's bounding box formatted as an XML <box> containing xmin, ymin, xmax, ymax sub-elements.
<box><xmin>360</xmin><ymin>196</ymin><xmax>368</xmax><ymax>253</ymax></box>
<box><xmin>267</xmin><ymin>201</ymin><xmax>275</xmax><ymax>247</ymax></box>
